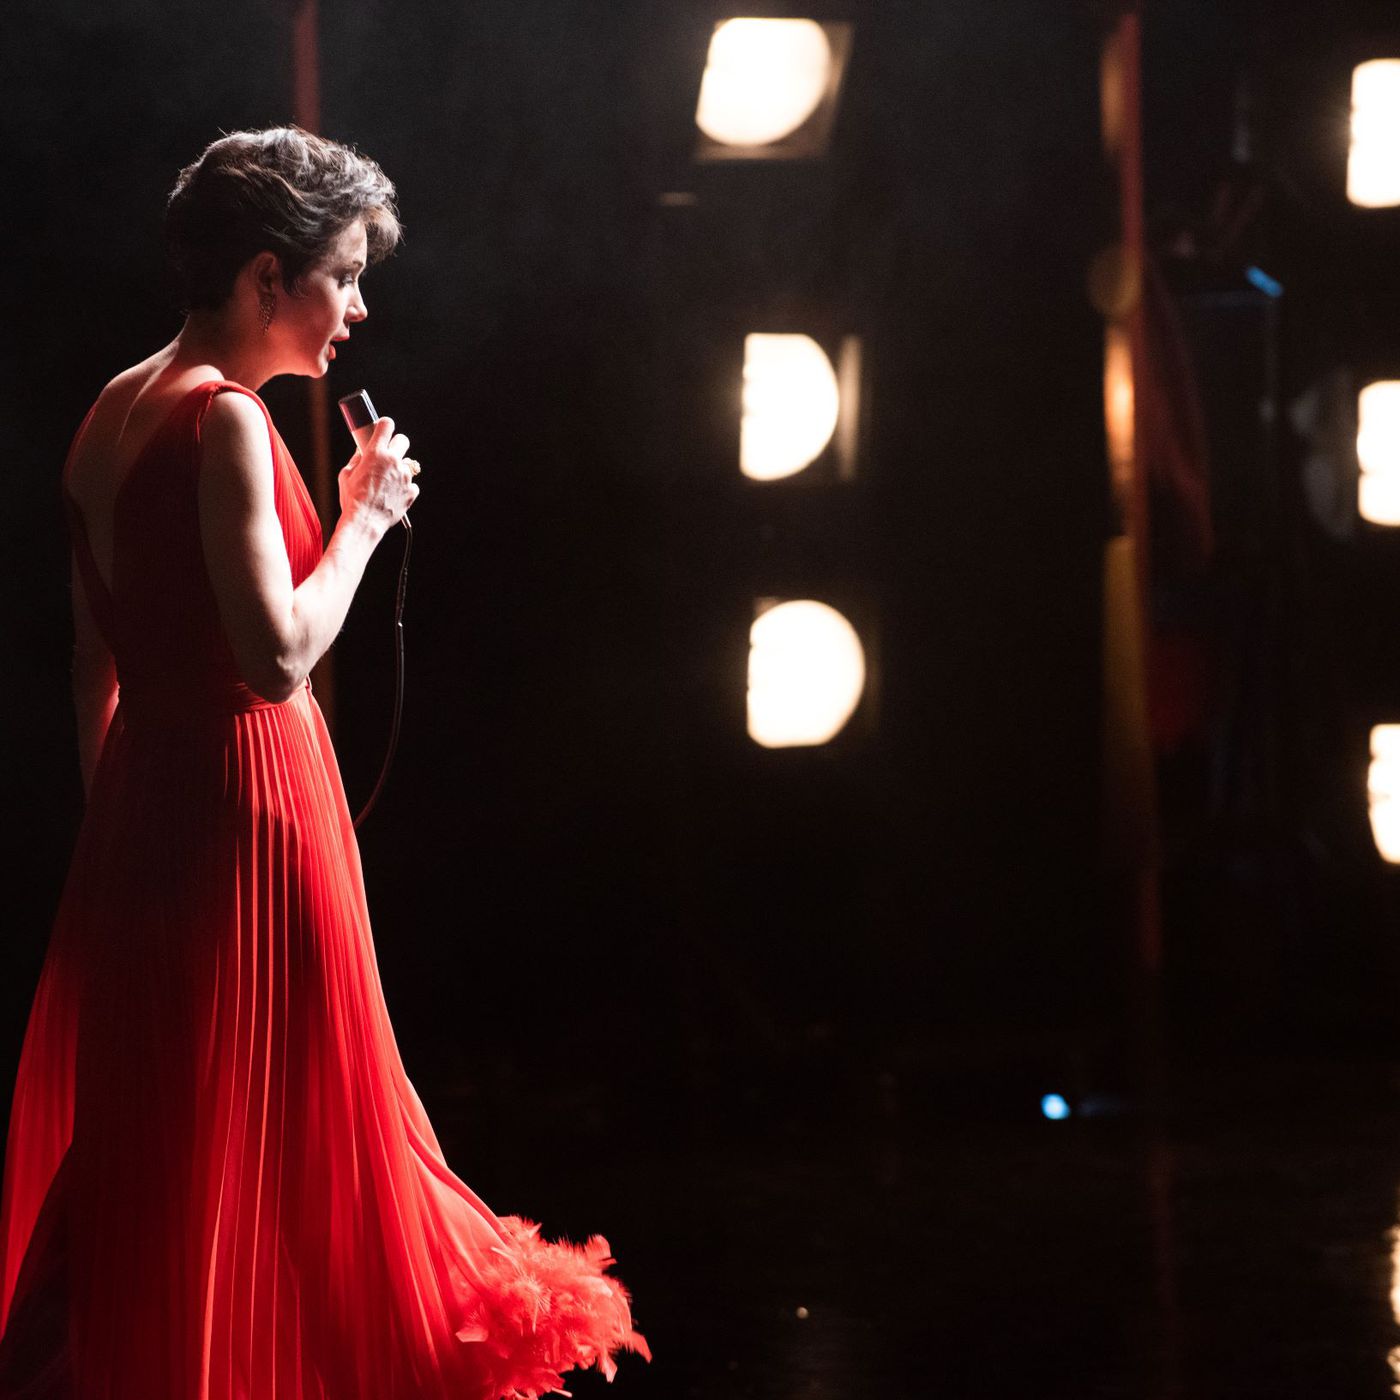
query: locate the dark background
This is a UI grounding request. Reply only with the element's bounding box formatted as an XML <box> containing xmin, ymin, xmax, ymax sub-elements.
<box><xmin>2</xmin><ymin>0</ymin><xmax>1113</xmax><ymax>1110</ymax></box>
<box><xmin>11</xmin><ymin>6</ymin><xmax>1400</xmax><ymax>1391</ymax></box>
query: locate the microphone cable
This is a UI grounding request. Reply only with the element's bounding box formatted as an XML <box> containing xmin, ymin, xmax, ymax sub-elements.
<box><xmin>338</xmin><ymin>388</ymin><xmax>412</xmax><ymax>831</ymax></box>
<box><xmin>353</xmin><ymin>512</ymin><xmax>411</xmax><ymax>830</ymax></box>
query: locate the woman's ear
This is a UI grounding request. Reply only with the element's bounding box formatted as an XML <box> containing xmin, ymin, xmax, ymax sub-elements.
<box><xmin>249</xmin><ymin>250</ymin><xmax>283</xmax><ymax>298</ymax></box>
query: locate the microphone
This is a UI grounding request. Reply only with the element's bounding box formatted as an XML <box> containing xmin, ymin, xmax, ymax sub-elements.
<box><xmin>337</xmin><ymin>387</ymin><xmax>380</xmax><ymax>451</ymax></box>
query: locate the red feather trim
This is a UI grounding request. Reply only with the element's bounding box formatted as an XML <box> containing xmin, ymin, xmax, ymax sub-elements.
<box><xmin>453</xmin><ymin>1215</ymin><xmax>652</xmax><ymax>1400</ymax></box>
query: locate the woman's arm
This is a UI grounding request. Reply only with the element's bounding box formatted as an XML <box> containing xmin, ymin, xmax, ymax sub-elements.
<box><xmin>72</xmin><ymin>553</ymin><xmax>118</xmax><ymax>796</ymax></box>
<box><xmin>197</xmin><ymin>393</ymin><xmax>417</xmax><ymax>703</ymax></box>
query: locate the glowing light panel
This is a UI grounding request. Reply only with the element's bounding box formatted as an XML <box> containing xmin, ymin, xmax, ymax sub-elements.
<box><xmin>1368</xmin><ymin>725</ymin><xmax>1400</xmax><ymax>862</ymax></box>
<box><xmin>1349</xmin><ymin>60</ymin><xmax>1400</xmax><ymax>208</ymax></box>
<box><xmin>1357</xmin><ymin>381</ymin><xmax>1400</xmax><ymax>525</ymax></box>
<box><xmin>1388</xmin><ymin>1196</ymin><xmax>1400</xmax><ymax>1388</ymax></box>
<box><xmin>696</xmin><ymin>19</ymin><xmax>832</xmax><ymax>148</ymax></box>
<box><xmin>1103</xmin><ymin>324</ymin><xmax>1134</xmax><ymax>501</ymax></box>
<box><xmin>747</xmin><ymin>600</ymin><xmax>866</xmax><ymax>748</ymax></box>
<box><xmin>742</xmin><ymin>334</ymin><xmax>841</xmax><ymax>481</ymax></box>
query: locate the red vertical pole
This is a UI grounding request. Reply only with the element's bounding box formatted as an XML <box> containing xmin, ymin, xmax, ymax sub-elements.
<box><xmin>1119</xmin><ymin>11</ymin><xmax>1153</xmax><ymax>620</ymax></box>
<box><xmin>1101</xmin><ymin>3</ymin><xmax>1161</xmax><ymax>977</ymax></box>
<box><xmin>1103</xmin><ymin>12</ymin><xmax>1181</xmax><ymax>1395</ymax></box>
<box><xmin>1123</xmin><ymin>9</ymin><xmax>1161</xmax><ymax>975</ymax></box>
<box><xmin>1116</xmin><ymin>9</ymin><xmax>1156</xmax><ymax>935</ymax></box>
<box><xmin>290</xmin><ymin>0</ymin><xmax>320</xmax><ymax>132</ymax></box>
<box><xmin>291</xmin><ymin>0</ymin><xmax>336</xmax><ymax>733</ymax></box>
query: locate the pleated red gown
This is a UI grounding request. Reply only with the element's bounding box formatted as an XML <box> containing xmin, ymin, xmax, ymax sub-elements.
<box><xmin>0</xmin><ymin>380</ymin><xmax>650</xmax><ymax>1400</ymax></box>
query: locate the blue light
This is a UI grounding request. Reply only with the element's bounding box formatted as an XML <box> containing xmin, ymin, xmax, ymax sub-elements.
<box><xmin>1041</xmin><ymin>1093</ymin><xmax>1071</xmax><ymax>1121</ymax></box>
<box><xmin>1245</xmin><ymin>265</ymin><xmax>1283</xmax><ymax>298</ymax></box>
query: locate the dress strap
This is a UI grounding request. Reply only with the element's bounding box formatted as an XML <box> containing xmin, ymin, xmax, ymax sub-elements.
<box><xmin>194</xmin><ymin>381</ymin><xmax>278</xmax><ymax>452</ymax></box>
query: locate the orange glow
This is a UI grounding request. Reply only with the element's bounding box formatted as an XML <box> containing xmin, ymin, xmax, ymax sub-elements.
<box><xmin>1104</xmin><ymin>324</ymin><xmax>1134</xmax><ymax>500</ymax></box>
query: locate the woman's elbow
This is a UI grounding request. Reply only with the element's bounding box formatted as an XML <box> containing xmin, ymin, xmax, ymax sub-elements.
<box><xmin>243</xmin><ymin>652</ymin><xmax>305</xmax><ymax>705</ymax></box>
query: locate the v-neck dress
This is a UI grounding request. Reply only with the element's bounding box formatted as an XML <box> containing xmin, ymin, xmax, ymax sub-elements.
<box><xmin>0</xmin><ymin>381</ymin><xmax>649</xmax><ymax>1400</ymax></box>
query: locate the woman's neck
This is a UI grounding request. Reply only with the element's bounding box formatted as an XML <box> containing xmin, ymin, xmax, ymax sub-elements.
<box><xmin>170</xmin><ymin>309</ymin><xmax>282</xmax><ymax>392</ymax></box>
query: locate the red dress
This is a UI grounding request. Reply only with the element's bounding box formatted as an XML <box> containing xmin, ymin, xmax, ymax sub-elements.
<box><xmin>0</xmin><ymin>381</ymin><xmax>650</xmax><ymax>1400</ymax></box>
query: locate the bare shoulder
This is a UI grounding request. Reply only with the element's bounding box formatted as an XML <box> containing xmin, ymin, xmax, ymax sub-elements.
<box><xmin>199</xmin><ymin>390</ymin><xmax>275</xmax><ymax>502</ymax></box>
<box><xmin>94</xmin><ymin>349</ymin><xmax>186</xmax><ymax>416</ymax></box>
<box><xmin>81</xmin><ymin>351</ymin><xmax>221</xmax><ymax>447</ymax></box>
<box><xmin>80</xmin><ymin>360</ymin><xmax>157</xmax><ymax>439</ymax></box>
<box><xmin>67</xmin><ymin>357</ymin><xmax>171</xmax><ymax>493</ymax></box>
<box><xmin>101</xmin><ymin>356</ymin><xmax>160</xmax><ymax>398</ymax></box>
<box><xmin>201</xmin><ymin>387</ymin><xmax>271</xmax><ymax>448</ymax></box>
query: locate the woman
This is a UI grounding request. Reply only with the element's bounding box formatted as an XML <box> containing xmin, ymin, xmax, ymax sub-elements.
<box><xmin>0</xmin><ymin>127</ymin><xmax>649</xmax><ymax>1400</ymax></box>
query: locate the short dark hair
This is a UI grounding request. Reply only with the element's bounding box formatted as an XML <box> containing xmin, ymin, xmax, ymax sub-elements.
<box><xmin>165</xmin><ymin>125</ymin><xmax>402</xmax><ymax>312</ymax></box>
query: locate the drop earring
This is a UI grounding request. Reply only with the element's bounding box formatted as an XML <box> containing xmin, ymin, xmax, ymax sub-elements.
<box><xmin>258</xmin><ymin>293</ymin><xmax>275</xmax><ymax>333</ymax></box>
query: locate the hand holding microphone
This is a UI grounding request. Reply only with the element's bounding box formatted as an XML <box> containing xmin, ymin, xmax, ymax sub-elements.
<box><xmin>337</xmin><ymin>389</ymin><xmax>419</xmax><ymax>536</ymax></box>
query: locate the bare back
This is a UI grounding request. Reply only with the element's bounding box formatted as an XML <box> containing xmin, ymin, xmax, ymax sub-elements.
<box><xmin>65</xmin><ymin>349</ymin><xmax>228</xmax><ymax>595</ymax></box>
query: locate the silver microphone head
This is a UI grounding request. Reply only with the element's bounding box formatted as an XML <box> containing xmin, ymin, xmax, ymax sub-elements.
<box><xmin>338</xmin><ymin>389</ymin><xmax>379</xmax><ymax>438</ymax></box>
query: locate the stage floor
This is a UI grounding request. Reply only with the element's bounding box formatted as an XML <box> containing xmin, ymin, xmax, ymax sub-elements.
<box><xmin>426</xmin><ymin>1046</ymin><xmax>1400</xmax><ymax>1400</ymax></box>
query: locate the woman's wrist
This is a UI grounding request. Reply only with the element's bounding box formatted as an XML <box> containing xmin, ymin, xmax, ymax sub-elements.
<box><xmin>335</xmin><ymin>506</ymin><xmax>389</xmax><ymax>550</ymax></box>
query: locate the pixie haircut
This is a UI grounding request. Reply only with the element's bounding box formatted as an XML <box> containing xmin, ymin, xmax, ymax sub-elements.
<box><xmin>165</xmin><ymin>126</ymin><xmax>401</xmax><ymax>312</ymax></box>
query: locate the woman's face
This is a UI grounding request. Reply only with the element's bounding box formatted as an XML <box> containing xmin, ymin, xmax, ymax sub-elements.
<box><xmin>279</xmin><ymin>219</ymin><xmax>369</xmax><ymax>376</ymax></box>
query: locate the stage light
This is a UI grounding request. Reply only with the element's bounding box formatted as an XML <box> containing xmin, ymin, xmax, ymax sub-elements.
<box><xmin>1392</xmin><ymin>1213</ymin><xmax>1400</xmax><ymax>1320</ymax></box>
<box><xmin>1368</xmin><ymin>725</ymin><xmax>1400</xmax><ymax>862</ymax></box>
<box><xmin>1348</xmin><ymin>60</ymin><xmax>1400</xmax><ymax>208</ymax></box>
<box><xmin>747</xmin><ymin>599</ymin><xmax>866</xmax><ymax>748</ymax></box>
<box><xmin>741</xmin><ymin>334</ymin><xmax>842</xmax><ymax>481</ymax></box>
<box><xmin>1389</xmin><ymin>1210</ymin><xmax>1400</xmax><ymax>1387</ymax></box>
<box><xmin>1357</xmin><ymin>381</ymin><xmax>1400</xmax><ymax>524</ymax></box>
<box><xmin>698</xmin><ymin>19</ymin><xmax>829</xmax><ymax>146</ymax></box>
<box><xmin>694</xmin><ymin>19</ymin><xmax>853</xmax><ymax>160</ymax></box>
<box><xmin>1041</xmin><ymin>1094</ymin><xmax>1071</xmax><ymax>1121</ymax></box>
